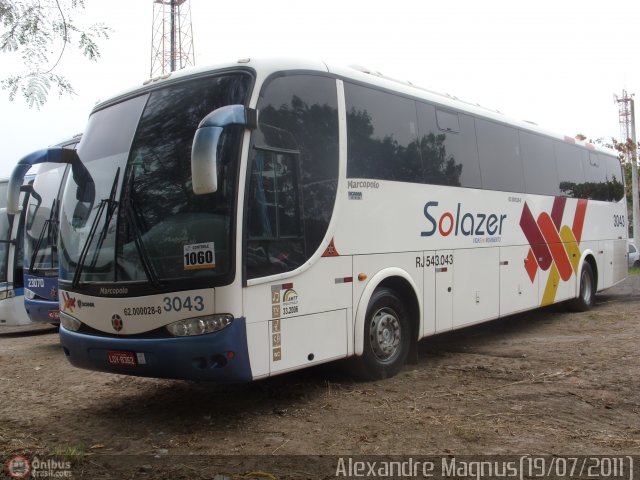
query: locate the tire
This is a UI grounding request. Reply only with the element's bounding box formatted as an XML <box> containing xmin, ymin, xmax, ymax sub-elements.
<box><xmin>568</xmin><ymin>262</ymin><xmax>595</xmax><ymax>312</ymax></box>
<box><xmin>349</xmin><ymin>287</ymin><xmax>411</xmax><ymax>380</ymax></box>
<box><xmin>634</xmin><ymin>260</ymin><xmax>640</xmax><ymax>268</ymax></box>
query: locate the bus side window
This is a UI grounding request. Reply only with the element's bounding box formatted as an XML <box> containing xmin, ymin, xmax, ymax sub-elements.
<box><xmin>476</xmin><ymin>118</ymin><xmax>525</xmax><ymax>194</ymax></box>
<box><xmin>246</xmin><ymin>149</ymin><xmax>305</xmax><ymax>277</ymax></box>
<box><xmin>603</xmin><ymin>153</ymin><xmax>624</xmax><ymax>202</ymax></box>
<box><xmin>345</xmin><ymin>82</ymin><xmax>421</xmax><ymax>183</ymax></box>
<box><xmin>556</xmin><ymin>141</ymin><xmax>586</xmax><ymax>198</ymax></box>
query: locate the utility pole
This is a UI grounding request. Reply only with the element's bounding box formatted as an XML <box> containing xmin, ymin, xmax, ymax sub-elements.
<box><xmin>615</xmin><ymin>90</ymin><xmax>639</xmax><ymax>249</ymax></box>
<box><xmin>150</xmin><ymin>0</ymin><xmax>195</xmax><ymax>77</ymax></box>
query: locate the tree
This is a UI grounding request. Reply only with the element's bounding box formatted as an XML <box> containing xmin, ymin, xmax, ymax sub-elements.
<box><xmin>0</xmin><ymin>0</ymin><xmax>110</xmax><ymax>108</ymax></box>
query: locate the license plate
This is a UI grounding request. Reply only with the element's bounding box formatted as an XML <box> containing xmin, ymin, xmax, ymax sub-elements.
<box><xmin>48</xmin><ymin>310</ymin><xmax>60</xmax><ymax>320</ymax></box>
<box><xmin>107</xmin><ymin>351</ymin><xmax>137</xmax><ymax>366</ymax></box>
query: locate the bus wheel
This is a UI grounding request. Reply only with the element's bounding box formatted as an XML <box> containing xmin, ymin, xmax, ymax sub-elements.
<box><xmin>351</xmin><ymin>287</ymin><xmax>410</xmax><ymax>380</ymax></box>
<box><xmin>568</xmin><ymin>262</ymin><xmax>595</xmax><ymax>312</ymax></box>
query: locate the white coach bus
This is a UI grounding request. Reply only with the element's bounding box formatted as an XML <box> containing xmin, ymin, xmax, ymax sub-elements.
<box><xmin>51</xmin><ymin>58</ymin><xmax>626</xmax><ymax>381</ymax></box>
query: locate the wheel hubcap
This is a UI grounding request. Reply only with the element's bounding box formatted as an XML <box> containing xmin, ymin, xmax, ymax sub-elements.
<box><xmin>369</xmin><ymin>307</ymin><xmax>401</xmax><ymax>362</ymax></box>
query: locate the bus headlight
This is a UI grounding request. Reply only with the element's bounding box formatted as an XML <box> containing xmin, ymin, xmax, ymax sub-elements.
<box><xmin>60</xmin><ymin>312</ymin><xmax>81</xmax><ymax>331</ymax></box>
<box><xmin>25</xmin><ymin>289</ymin><xmax>36</xmax><ymax>300</ymax></box>
<box><xmin>166</xmin><ymin>314</ymin><xmax>233</xmax><ymax>337</ymax></box>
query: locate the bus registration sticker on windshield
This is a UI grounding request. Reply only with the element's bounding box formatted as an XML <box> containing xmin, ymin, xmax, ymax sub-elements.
<box><xmin>184</xmin><ymin>242</ymin><xmax>216</xmax><ymax>270</ymax></box>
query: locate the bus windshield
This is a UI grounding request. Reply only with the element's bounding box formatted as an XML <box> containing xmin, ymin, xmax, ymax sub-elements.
<box><xmin>25</xmin><ymin>164</ymin><xmax>69</xmax><ymax>275</ymax></box>
<box><xmin>59</xmin><ymin>72</ymin><xmax>252</xmax><ymax>288</ymax></box>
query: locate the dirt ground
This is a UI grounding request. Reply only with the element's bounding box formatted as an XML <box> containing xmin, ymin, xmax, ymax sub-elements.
<box><xmin>1</xmin><ymin>276</ymin><xmax>639</xmax><ymax>478</ymax></box>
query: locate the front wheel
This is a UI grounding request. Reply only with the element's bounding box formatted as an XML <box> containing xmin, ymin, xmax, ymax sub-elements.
<box><xmin>349</xmin><ymin>288</ymin><xmax>410</xmax><ymax>380</ymax></box>
<box><xmin>568</xmin><ymin>262</ymin><xmax>595</xmax><ymax>312</ymax></box>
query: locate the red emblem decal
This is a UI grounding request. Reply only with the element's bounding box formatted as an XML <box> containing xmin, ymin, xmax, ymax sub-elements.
<box><xmin>111</xmin><ymin>314</ymin><xmax>123</xmax><ymax>332</ymax></box>
<box><xmin>61</xmin><ymin>292</ymin><xmax>76</xmax><ymax>312</ymax></box>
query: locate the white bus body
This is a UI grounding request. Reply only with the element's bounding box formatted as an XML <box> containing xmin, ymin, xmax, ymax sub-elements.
<box><xmin>56</xmin><ymin>59</ymin><xmax>627</xmax><ymax>381</ymax></box>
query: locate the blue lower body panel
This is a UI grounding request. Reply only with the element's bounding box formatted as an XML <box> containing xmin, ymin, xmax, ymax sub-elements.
<box><xmin>59</xmin><ymin>318</ymin><xmax>253</xmax><ymax>382</ymax></box>
<box><xmin>25</xmin><ymin>298</ymin><xmax>60</xmax><ymax>324</ymax></box>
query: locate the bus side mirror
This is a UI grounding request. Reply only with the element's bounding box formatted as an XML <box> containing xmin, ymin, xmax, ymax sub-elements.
<box><xmin>191</xmin><ymin>105</ymin><xmax>257</xmax><ymax>195</ymax></box>
<box><xmin>7</xmin><ymin>147</ymin><xmax>94</xmax><ymax>214</ymax></box>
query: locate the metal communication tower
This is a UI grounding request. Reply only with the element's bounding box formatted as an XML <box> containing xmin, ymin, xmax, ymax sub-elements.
<box><xmin>615</xmin><ymin>90</ymin><xmax>636</xmax><ymax>162</ymax></box>
<box><xmin>150</xmin><ymin>0</ymin><xmax>195</xmax><ymax>77</ymax></box>
<box><xmin>614</xmin><ymin>89</ymin><xmax>639</xmax><ymax>246</ymax></box>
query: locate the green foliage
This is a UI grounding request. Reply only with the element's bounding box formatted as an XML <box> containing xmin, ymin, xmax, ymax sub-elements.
<box><xmin>0</xmin><ymin>0</ymin><xmax>110</xmax><ymax>108</ymax></box>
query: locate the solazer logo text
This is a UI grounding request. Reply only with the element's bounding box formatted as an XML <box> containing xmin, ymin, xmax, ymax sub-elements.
<box><xmin>421</xmin><ymin>201</ymin><xmax>507</xmax><ymax>237</ymax></box>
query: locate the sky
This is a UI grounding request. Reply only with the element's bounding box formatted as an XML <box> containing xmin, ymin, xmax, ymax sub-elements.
<box><xmin>0</xmin><ymin>0</ymin><xmax>639</xmax><ymax>179</ymax></box>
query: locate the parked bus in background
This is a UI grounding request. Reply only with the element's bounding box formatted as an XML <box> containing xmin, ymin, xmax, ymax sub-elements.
<box><xmin>19</xmin><ymin>135</ymin><xmax>82</xmax><ymax>324</ymax></box>
<box><xmin>0</xmin><ymin>174</ymin><xmax>35</xmax><ymax>326</ymax></box>
<box><xmin>33</xmin><ymin>58</ymin><xmax>625</xmax><ymax>381</ymax></box>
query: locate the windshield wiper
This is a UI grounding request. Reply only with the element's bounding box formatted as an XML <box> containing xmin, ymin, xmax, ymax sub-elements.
<box><xmin>29</xmin><ymin>199</ymin><xmax>59</xmax><ymax>273</ymax></box>
<box><xmin>122</xmin><ymin>168</ymin><xmax>163</xmax><ymax>289</ymax></box>
<box><xmin>29</xmin><ymin>200</ymin><xmax>56</xmax><ymax>273</ymax></box>
<box><xmin>72</xmin><ymin>168</ymin><xmax>120</xmax><ymax>289</ymax></box>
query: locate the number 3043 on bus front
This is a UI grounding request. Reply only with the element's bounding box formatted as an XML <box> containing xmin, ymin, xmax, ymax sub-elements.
<box><xmin>184</xmin><ymin>242</ymin><xmax>216</xmax><ymax>270</ymax></box>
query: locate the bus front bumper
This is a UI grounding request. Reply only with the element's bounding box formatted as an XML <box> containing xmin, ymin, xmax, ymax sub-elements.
<box><xmin>59</xmin><ymin>317</ymin><xmax>252</xmax><ymax>382</ymax></box>
<box><xmin>25</xmin><ymin>298</ymin><xmax>60</xmax><ymax>324</ymax></box>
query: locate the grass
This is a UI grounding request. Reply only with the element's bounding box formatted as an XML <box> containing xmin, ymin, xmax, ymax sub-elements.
<box><xmin>55</xmin><ymin>443</ymin><xmax>87</xmax><ymax>465</ymax></box>
<box><xmin>628</xmin><ymin>266</ymin><xmax>640</xmax><ymax>276</ymax></box>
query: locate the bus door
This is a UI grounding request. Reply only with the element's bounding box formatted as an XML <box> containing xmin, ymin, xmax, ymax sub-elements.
<box><xmin>433</xmin><ymin>249</ymin><xmax>453</xmax><ymax>332</ymax></box>
<box><xmin>242</xmin><ymin>146</ymin><xmax>350</xmax><ymax>377</ymax></box>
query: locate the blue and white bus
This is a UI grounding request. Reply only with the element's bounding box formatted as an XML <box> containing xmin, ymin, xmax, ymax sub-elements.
<box><xmin>19</xmin><ymin>135</ymin><xmax>82</xmax><ymax>324</ymax></box>
<box><xmin>31</xmin><ymin>58</ymin><xmax>625</xmax><ymax>381</ymax></box>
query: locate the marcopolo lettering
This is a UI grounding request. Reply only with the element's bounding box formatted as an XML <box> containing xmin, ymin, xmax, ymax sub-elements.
<box><xmin>99</xmin><ymin>286</ymin><xmax>129</xmax><ymax>295</ymax></box>
<box><xmin>347</xmin><ymin>180</ymin><xmax>379</xmax><ymax>189</ymax></box>
<box><xmin>421</xmin><ymin>201</ymin><xmax>507</xmax><ymax>237</ymax></box>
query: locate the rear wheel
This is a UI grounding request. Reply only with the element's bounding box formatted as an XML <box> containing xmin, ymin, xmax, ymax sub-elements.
<box><xmin>350</xmin><ymin>288</ymin><xmax>410</xmax><ymax>380</ymax></box>
<box><xmin>568</xmin><ymin>262</ymin><xmax>595</xmax><ymax>312</ymax></box>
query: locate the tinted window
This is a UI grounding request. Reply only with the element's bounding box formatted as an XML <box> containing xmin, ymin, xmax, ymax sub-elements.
<box><xmin>248</xmin><ymin>151</ymin><xmax>300</xmax><ymax>240</ymax></box>
<box><xmin>416</xmin><ymin>103</ymin><xmax>479</xmax><ymax>188</ymax></box>
<box><xmin>345</xmin><ymin>83</ymin><xmax>421</xmax><ymax>182</ymax></box>
<box><xmin>116</xmin><ymin>74</ymin><xmax>250</xmax><ymax>283</ymax></box>
<box><xmin>247</xmin><ymin>74</ymin><xmax>339</xmax><ymax>279</ymax></box>
<box><xmin>476</xmin><ymin>118</ymin><xmax>525</xmax><ymax>192</ymax></box>
<box><xmin>436</xmin><ymin>109</ymin><xmax>460</xmax><ymax>133</ymax></box>
<box><xmin>78</xmin><ymin>97</ymin><xmax>148</xmax><ymax>164</ymax></box>
<box><xmin>603</xmin><ymin>153</ymin><xmax>624</xmax><ymax>202</ymax></box>
<box><xmin>580</xmin><ymin>153</ymin><xmax>611</xmax><ymax>201</ymax></box>
<box><xmin>519</xmin><ymin>131</ymin><xmax>559</xmax><ymax>196</ymax></box>
<box><xmin>555</xmin><ymin>142</ymin><xmax>586</xmax><ymax>198</ymax></box>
